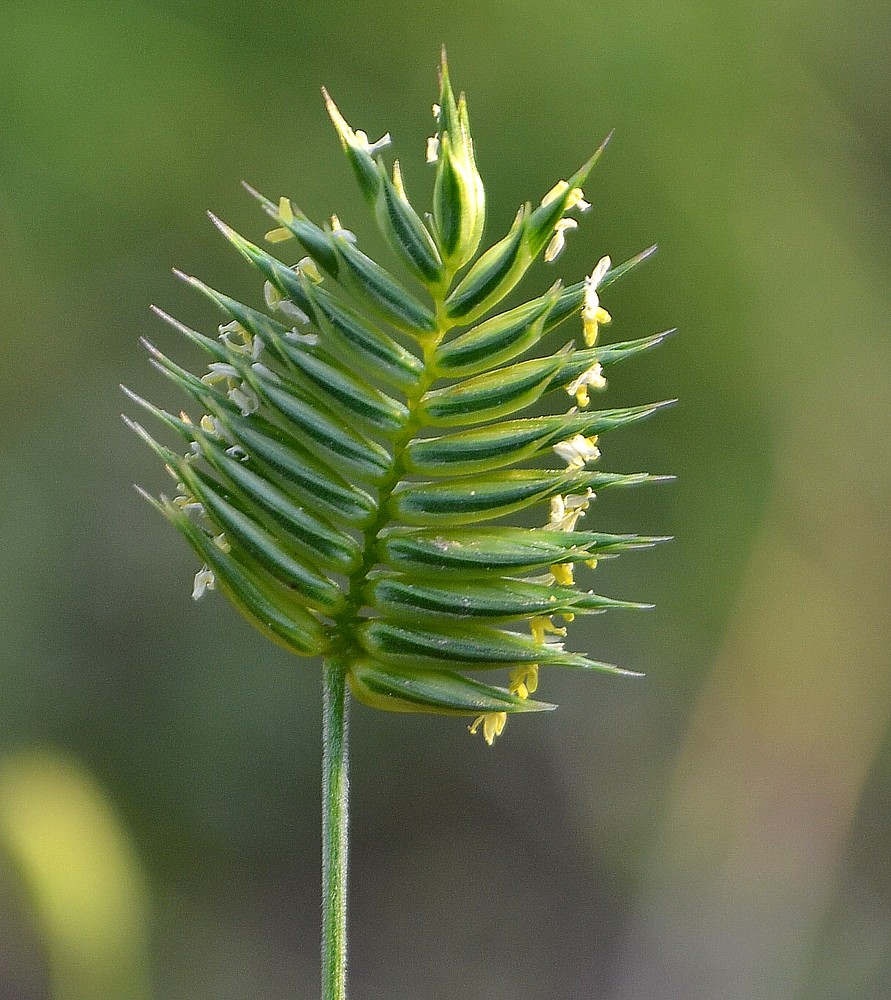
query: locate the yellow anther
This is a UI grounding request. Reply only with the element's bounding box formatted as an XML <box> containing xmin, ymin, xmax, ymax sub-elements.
<box><xmin>581</xmin><ymin>256</ymin><xmax>612</xmax><ymax>346</ymax></box>
<box><xmin>531</xmin><ymin>616</ymin><xmax>566</xmax><ymax>643</ymax></box>
<box><xmin>469</xmin><ymin>712</ymin><xmax>507</xmax><ymax>745</ymax></box>
<box><xmin>565</xmin><ymin>363</ymin><xmax>607</xmax><ymax>408</ymax></box>
<box><xmin>530</xmin><ymin>617</ymin><xmax>547</xmax><ymax>645</ymax></box>
<box><xmin>392</xmin><ymin>160</ymin><xmax>408</xmax><ymax>199</ymax></box>
<box><xmin>509</xmin><ymin>664</ymin><xmax>539</xmax><ymax>700</ymax></box>
<box><xmin>551</xmin><ymin>562</ymin><xmax>575</xmax><ymax>586</ymax></box>
<box><xmin>265</xmin><ymin>198</ymin><xmax>296</xmax><ymax>243</ymax></box>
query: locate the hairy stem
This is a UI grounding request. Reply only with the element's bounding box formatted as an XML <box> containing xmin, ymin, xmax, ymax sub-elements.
<box><xmin>321</xmin><ymin>656</ymin><xmax>350</xmax><ymax>1000</ymax></box>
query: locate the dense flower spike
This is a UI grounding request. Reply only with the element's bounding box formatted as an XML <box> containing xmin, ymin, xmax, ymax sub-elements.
<box><xmin>125</xmin><ymin>54</ymin><xmax>672</xmax><ymax>745</ymax></box>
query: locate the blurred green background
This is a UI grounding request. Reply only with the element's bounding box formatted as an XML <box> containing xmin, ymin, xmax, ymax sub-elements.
<box><xmin>1</xmin><ymin>1</ymin><xmax>889</xmax><ymax>997</ymax></box>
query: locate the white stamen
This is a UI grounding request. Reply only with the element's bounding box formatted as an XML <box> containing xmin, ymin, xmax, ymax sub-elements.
<box><xmin>566</xmin><ymin>187</ymin><xmax>591</xmax><ymax>212</ymax></box>
<box><xmin>228</xmin><ymin>385</ymin><xmax>259</xmax><ymax>416</ymax></box>
<box><xmin>192</xmin><ymin>565</ymin><xmax>215</xmax><ymax>600</ymax></box>
<box><xmin>354</xmin><ymin>129</ymin><xmax>391</xmax><ymax>155</ymax></box>
<box><xmin>547</xmin><ymin>489</ymin><xmax>595</xmax><ymax>532</ymax></box>
<box><xmin>218</xmin><ymin>322</ymin><xmax>258</xmax><ymax>359</ymax></box>
<box><xmin>219</xmin><ymin>319</ymin><xmax>245</xmax><ymax>338</ymax></box>
<box><xmin>552</xmin><ymin>434</ymin><xmax>601</xmax><ymax>470</ymax></box>
<box><xmin>589</xmin><ymin>255</ymin><xmax>612</xmax><ymax>287</ymax></box>
<box><xmin>544</xmin><ymin>218</ymin><xmax>578</xmax><ymax>263</ymax></box>
<box><xmin>285</xmin><ymin>329</ymin><xmax>319</xmax><ymax>346</ymax></box>
<box><xmin>581</xmin><ymin>256</ymin><xmax>612</xmax><ymax>346</ymax></box>
<box><xmin>250</xmin><ymin>362</ymin><xmax>278</xmax><ymax>381</ymax></box>
<box><xmin>206</xmin><ymin>362</ymin><xmax>239</xmax><ymax>380</ymax></box>
<box><xmin>426</xmin><ymin>135</ymin><xmax>440</xmax><ymax>162</ymax></box>
<box><xmin>279</xmin><ymin>300</ymin><xmax>311</xmax><ymax>323</ymax></box>
<box><xmin>565</xmin><ymin>363</ymin><xmax>607</xmax><ymax>407</ymax></box>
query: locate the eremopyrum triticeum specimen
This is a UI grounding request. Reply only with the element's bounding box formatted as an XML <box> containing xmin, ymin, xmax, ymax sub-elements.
<box><xmin>124</xmin><ymin>55</ymin><xmax>673</xmax><ymax>747</ymax></box>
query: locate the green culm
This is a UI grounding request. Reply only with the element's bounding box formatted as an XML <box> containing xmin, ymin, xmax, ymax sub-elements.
<box><xmin>123</xmin><ymin>51</ymin><xmax>672</xmax><ymax>1000</ymax></box>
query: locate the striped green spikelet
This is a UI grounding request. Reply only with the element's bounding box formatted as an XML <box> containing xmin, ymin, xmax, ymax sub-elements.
<box><xmin>124</xmin><ymin>53</ymin><xmax>672</xmax><ymax>744</ymax></box>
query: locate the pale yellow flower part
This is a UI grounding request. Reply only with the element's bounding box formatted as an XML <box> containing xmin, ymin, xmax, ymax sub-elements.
<box><xmin>228</xmin><ymin>384</ymin><xmax>259</xmax><ymax>417</ymax></box>
<box><xmin>531</xmin><ymin>616</ymin><xmax>567</xmax><ymax>643</ymax></box>
<box><xmin>264</xmin><ymin>279</ymin><xmax>285</xmax><ymax>311</ymax></box>
<box><xmin>566</xmin><ymin>362</ymin><xmax>607</xmax><ymax>408</ymax></box>
<box><xmin>566</xmin><ymin>187</ymin><xmax>591</xmax><ymax>212</ymax></box>
<box><xmin>469</xmin><ymin>712</ymin><xmax>507</xmax><ymax>745</ymax></box>
<box><xmin>544</xmin><ymin>218</ymin><xmax>578</xmax><ymax>263</ymax></box>
<box><xmin>552</xmin><ymin>433</ymin><xmax>601</xmax><ymax>470</ymax></box>
<box><xmin>218</xmin><ymin>319</ymin><xmax>247</xmax><ymax>347</ymax></box>
<box><xmin>530</xmin><ymin>617</ymin><xmax>546</xmax><ymax>646</ymax></box>
<box><xmin>265</xmin><ymin>197</ymin><xmax>296</xmax><ymax>243</ymax></box>
<box><xmin>201</xmin><ymin>362</ymin><xmax>239</xmax><ymax>386</ymax></box>
<box><xmin>297</xmin><ymin>256</ymin><xmax>325</xmax><ymax>283</ymax></box>
<box><xmin>508</xmin><ymin>664</ymin><xmax>539</xmax><ymax>700</ymax></box>
<box><xmin>546</xmin><ymin>489</ymin><xmax>595</xmax><ymax>585</ymax></box>
<box><xmin>581</xmin><ymin>255</ymin><xmax>612</xmax><ymax>346</ymax></box>
<box><xmin>547</xmin><ymin>490</ymin><xmax>594</xmax><ymax>532</ymax></box>
<box><xmin>540</xmin><ymin>179</ymin><xmax>569</xmax><ymax>207</ymax></box>
<box><xmin>328</xmin><ymin>217</ymin><xmax>358</xmax><ymax>247</ymax></box>
<box><xmin>425</xmin><ymin>134</ymin><xmax>440</xmax><ymax>163</ymax></box>
<box><xmin>392</xmin><ymin>161</ymin><xmax>408</xmax><ymax>199</ymax></box>
<box><xmin>218</xmin><ymin>319</ymin><xmax>260</xmax><ymax>359</ymax></box>
<box><xmin>540</xmin><ymin>180</ymin><xmax>589</xmax><ymax>213</ymax></box>
<box><xmin>173</xmin><ymin>492</ymin><xmax>203</xmax><ymax>514</ymax></box>
<box><xmin>265</xmin><ymin>266</ymin><xmax>315</xmax><ymax>320</ymax></box>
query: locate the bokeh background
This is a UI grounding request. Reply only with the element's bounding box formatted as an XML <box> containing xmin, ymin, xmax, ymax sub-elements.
<box><xmin>2</xmin><ymin>1</ymin><xmax>889</xmax><ymax>998</ymax></box>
